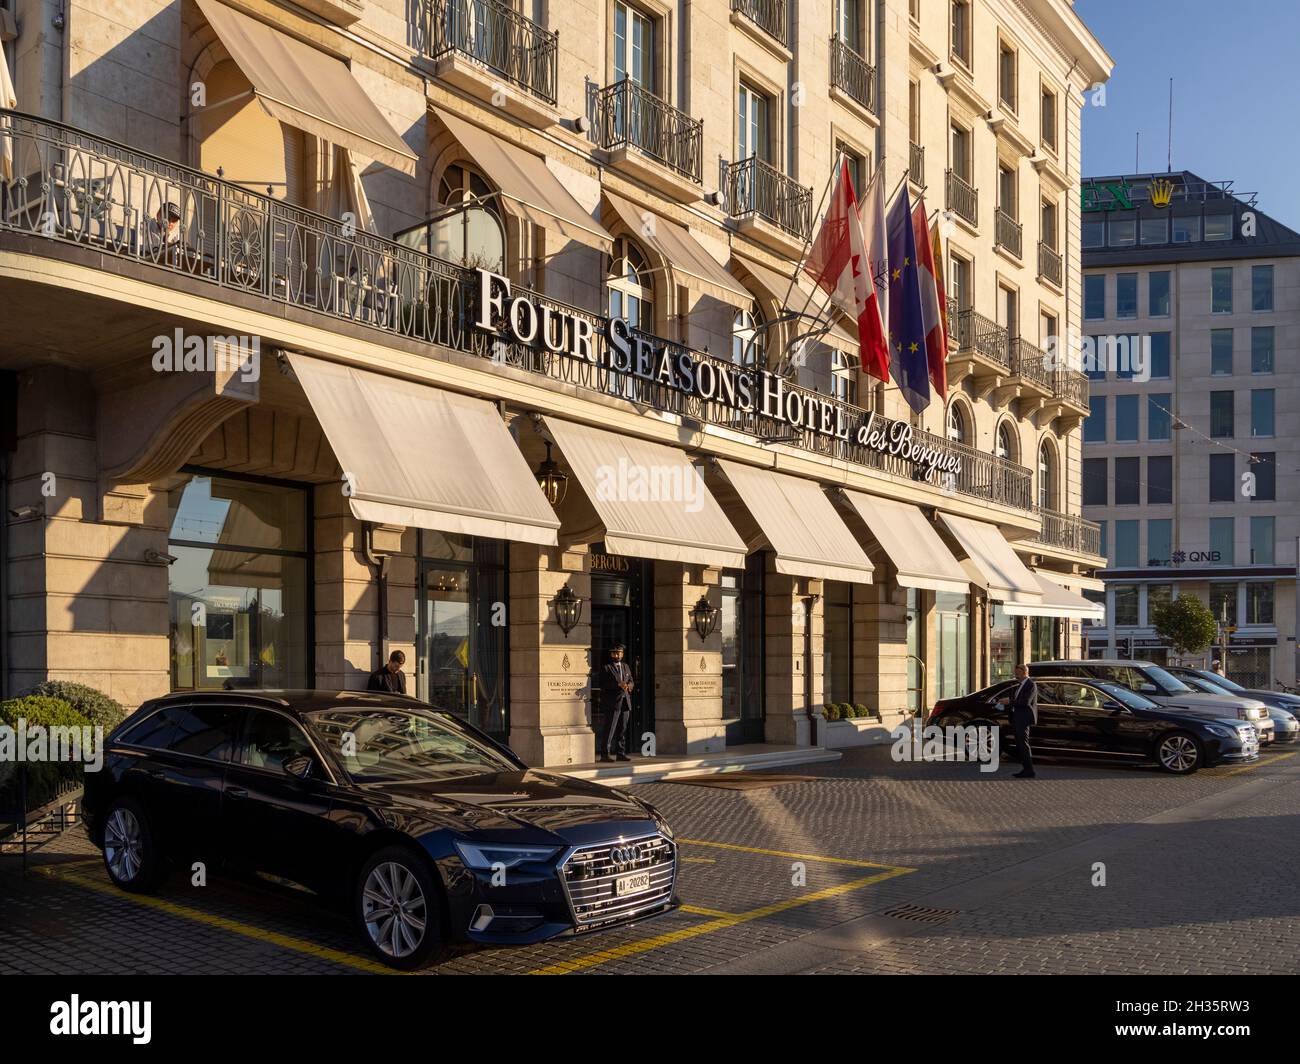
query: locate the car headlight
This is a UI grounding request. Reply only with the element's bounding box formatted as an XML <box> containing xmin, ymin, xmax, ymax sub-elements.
<box><xmin>1205</xmin><ymin>724</ymin><xmax>1237</xmax><ymax>738</ymax></box>
<box><xmin>454</xmin><ymin>841</ymin><xmax>561</xmax><ymax>870</ymax></box>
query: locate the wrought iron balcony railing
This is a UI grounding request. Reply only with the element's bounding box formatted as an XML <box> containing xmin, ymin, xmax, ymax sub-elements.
<box><xmin>830</xmin><ymin>35</ymin><xmax>876</xmax><ymax>115</ymax></box>
<box><xmin>0</xmin><ymin>110</ymin><xmax>1038</xmax><ymax>516</ymax></box>
<box><xmin>909</xmin><ymin>141</ymin><xmax>924</xmax><ymax>185</ymax></box>
<box><xmin>418</xmin><ymin>0</ymin><xmax>558</xmax><ymax>105</ymax></box>
<box><xmin>722</xmin><ymin>155</ymin><xmax>812</xmax><ymax>240</ymax></box>
<box><xmin>1052</xmin><ymin>367</ymin><xmax>1089</xmax><ymax>408</ymax></box>
<box><xmin>947</xmin><ymin>300</ymin><xmax>1010</xmax><ymax>371</ymax></box>
<box><xmin>1038</xmin><ymin>240</ymin><xmax>1062</xmax><ymax>287</ymax></box>
<box><xmin>593</xmin><ymin>79</ymin><xmax>703</xmax><ymax>183</ymax></box>
<box><xmin>731</xmin><ymin>0</ymin><xmax>787</xmax><ymax>45</ymax></box>
<box><xmin>994</xmin><ymin>207</ymin><xmax>1022</xmax><ymax>258</ymax></box>
<box><xmin>1032</xmin><ymin>506</ymin><xmax>1103</xmax><ymax>556</ymax></box>
<box><xmin>1009</xmin><ymin>337</ymin><xmax>1051</xmax><ymax>390</ymax></box>
<box><xmin>945</xmin><ymin>168</ymin><xmax>977</xmax><ymax>226</ymax></box>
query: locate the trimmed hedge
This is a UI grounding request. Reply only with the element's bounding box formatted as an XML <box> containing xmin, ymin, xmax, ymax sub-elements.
<box><xmin>24</xmin><ymin>681</ymin><xmax>125</xmax><ymax>730</ymax></box>
<box><xmin>0</xmin><ymin>696</ymin><xmax>91</xmax><ymax>815</ymax></box>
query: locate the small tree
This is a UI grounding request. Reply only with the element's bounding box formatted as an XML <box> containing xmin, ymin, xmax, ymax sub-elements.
<box><xmin>1150</xmin><ymin>595</ymin><xmax>1218</xmax><ymax>656</ymax></box>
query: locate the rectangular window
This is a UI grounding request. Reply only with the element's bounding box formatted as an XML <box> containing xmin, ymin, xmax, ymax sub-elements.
<box><xmin>998</xmin><ymin>164</ymin><xmax>1017</xmax><ymax>218</ymax></box>
<box><xmin>1149</xmin><ymin>332</ymin><xmax>1171</xmax><ymax>378</ymax></box>
<box><xmin>1041</xmin><ymin>85</ymin><xmax>1056</xmax><ymax>150</ymax></box>
<box><xmin>1204</xmin><ymin>212</ymin><xmax>1233</xmax><ymax>241</ymax></box>
<box><xmin>1083</xmin><ymin>457</ymin><xmax>1108</xmax><ymax>506</ymax></box>
<box><xmin>1209</xmin><ymin>581</ymin><xmax>1237</xmax><ymax>624</ymax></box>
<box><xmin>1148</xmin><ymin>394</ymin><xmax>1171</xmax><ymax>440</ymax></box>
<box><xmin>1109</xmin><ymin>216</ymin><xmax>1136</xmax><ymax>247</ymax></box>
<box><xmin>1209</xmin><ymin>453</ymin><xmax>1235</xmax><ymax>502</ymax></box>
<box><xmin>1147</xmin><ymin>455</ymin><xmax>1173</xmax><ymax>504</ymax></box>
<box><xmin>1251</xmin><ymin>326</ymin><xmax>1274</xmax><ymax>374</ymax></box>
<box><xmin>1084</xmin><ymin>274</ymin><xmax>1105</xmax><ymax>320</ymax></box>
<box><xmin>1251</xmin><ymin>389</ymin><xmax>1275</xmax><ymax>437</ymax></box>
<box><xmin>1115</xmin><ymin>273</ymin><xmax>1138</xmax><ymax>318</ymax></box>
<box><xmin>1115</xmin><ymin>456</ymin><xmax>1140</xmax><ymax>505</ymax></box>
<box><xmin>951</xmin><ymin>0</ymin><xmax>971</xmax><ymax>67</ymax></box>
<box><xmin>737</xmin><ymin>82</ymin><xmax>771</xmax><ymax>163</ymax></box>
<box><xmin>1041</xmin><ymin>199</ymin><xmax>1058</xmax><ymax>250</ymax></box>
<box><xmin>950</xmin><ymin>253</ymin><xmax>972</xmax><ymax>310</ymax></box>
<box><xmin>1246</xmin><ymin>583</ymin><xmax>1274</xmax><ymax>626</ymax></box>
<box><xmin>1147</xmin><ymin>584</ymin><xmax>1172</xmax><ymax>620</ymax></box>
<box><xmin>1140</xmin><ymin>216</ymin><xmax>1169</xmax><ymax>245</ymax></box>
<box><xmin>1250</xmin><ymin>452</ymin><xmax>1275</xmax><ymax>501</ymax></box>
<box><xmin>1210</xmin><ymin>328</ymin><xmax>1233</xmax><ymax>375</ymax></box>
<box><xmin>998</xmin><ymin>40</ymin><xmax>1017</xmax><ymax>111</ymax></box>
<box><xmin>950</xmin><ymin>123</ymin><xmax>972</xmax><ymax>182</ymax></box>
<box><xmin>1147</xmin><ymin>520</ymin><xmax>1172</xmax><ymax>566</ymax></box>
<box><xmin>1085</xmin><ymin>396</ymin><xmax>1106</xmax><ymax>443</ymax></box>
<box><xmin>1115</xmin><ymin>394</ymin><xmax>1139</xmax><ymax>441</ymax></box>
<box><xmin>1210</xmin><ymin>391</ymin><xmax>1235</xmax><ymax>438</ymax></box>
<box><xmin>1172</xmin><ymin>214</ymin><xmax>1200</xmax><ymax>243</ymax></box>
<box><xmin>1252</xmin><ymin>265</ymin><xmax>1274</xmax><ymax>311</ymax></box>
<box><xmin>1209</xmin><ymin>520</ymin><xmax>1235</xmax><ymax>567</ymax></box>
<box><xmin>1082</xmin><ymin>218</ymin><xmax>1105</xmax><ymax>248</ymax></box>
<box><xmin>1113</xmin><ymin>585</ymin><xmax>1139</xmax><ymax>626</ymax></box>
<box><xmin>1148</xmin><ymin>271</ymin><xmax>1171</xmax><ymax>316</ymax></box>
<box><xmin>1211</xmin><ymin>267</ymin><xmax>1233</xmax><ymax>313</ymax></box>
<box><xmin>613</xmin><ymin>2</ymin><xmax>656</xmax><ymax>89</ymax></box>
<box><xmin>837</xmin><ymin>141</ymin><xmax>865</xmax><ymax>198</ymax></box>
<box><xmin>1250</xmin><ymin>516</ymin><xmax>1275</xmax><ymax>565</ymax></box>
<box><xmin>1114</xmin><ymin>522</ymin><xmax>1140</xmax><ymax>568</ymax></box>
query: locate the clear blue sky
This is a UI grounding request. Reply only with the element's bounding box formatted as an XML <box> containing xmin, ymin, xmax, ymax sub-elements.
<box><xmin>1076</xmin><ymin>0</ymin><xmax>1300</xmax><ymax>231</ymax></box>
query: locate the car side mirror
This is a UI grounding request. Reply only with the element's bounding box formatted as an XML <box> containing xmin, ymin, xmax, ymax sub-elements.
<box><xmin>283</xmin><ymin>754</ymin><xmax>315</xmax><ymax>780</ymax></box>
<box><xmin>1138</xmin><ymin>683</ymin><xmax>1158</xmax><ymax>694</ymax></box>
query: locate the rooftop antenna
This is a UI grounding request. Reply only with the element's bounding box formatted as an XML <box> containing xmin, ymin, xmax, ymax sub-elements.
<box><xmin>1167</xmin><ymin>78</ymin><xmax>1174</xmax><ymax>173</ymax></box>
<box><xmin>1135</xmin><ymin>131</ymin><xmax>1140</xmax><ymax>174</ymax></box>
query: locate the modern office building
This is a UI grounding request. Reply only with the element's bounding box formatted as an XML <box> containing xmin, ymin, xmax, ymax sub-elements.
<box><xmin>0</xmin><ymin>0</ymin><xmax>1109</xmax><ymax>766</ymax></box>
<box><xmin>1080</xmin><ymin>171</ymin><xmax>1300</xmax><ymax>687</ymax></box>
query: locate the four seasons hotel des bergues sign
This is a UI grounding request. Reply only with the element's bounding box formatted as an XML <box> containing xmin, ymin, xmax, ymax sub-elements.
<box><xmin>473</xmin><ymin>270</ymin><xmax>962</xmax><ymax>483</ymax></box>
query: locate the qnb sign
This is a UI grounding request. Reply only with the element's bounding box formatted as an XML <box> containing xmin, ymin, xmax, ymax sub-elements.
<box><xmin>473</xmin><ymin>270</ymin><xmax>962</xmax><ymax>482</ymax></box>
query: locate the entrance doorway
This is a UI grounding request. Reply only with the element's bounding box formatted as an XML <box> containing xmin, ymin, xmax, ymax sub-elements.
<box><xmin>721</xmin><ymin>553</ymin><xmax>765</xmax><ymax>745</ymax></box>
<box><xmin>590</xmin><ymin>552</ymin><xmax>653</xmax><ymax>753</ymax></box>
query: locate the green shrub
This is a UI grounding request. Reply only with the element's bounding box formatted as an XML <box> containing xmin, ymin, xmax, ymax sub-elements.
<box><xmin>840</xmin><ymin>703</ymin><xmax>856</xmax><ymax>719</ymax></box>
<box><xmin>24</xmin><ymin>681</ymin><xmax>125</xmax><ymax>730</ymax></box>
<box><xmin>0</xmin><ymin>696</ymin><xmax>91</xmax><ymax>814</ymax></box>
<box><xmin>855</xmin><ymin>703</ymin><xmax>878</xmax><ymax>721</ymax></box>
<box><xmin>0</xmin><ymin>695</ymin><xmax>87</xmax><ymax>730</ymax></box>
<box><xmin>823</xmin><ymin>704</ymin><xmax>840</xmax><ymax>721</ymax></box>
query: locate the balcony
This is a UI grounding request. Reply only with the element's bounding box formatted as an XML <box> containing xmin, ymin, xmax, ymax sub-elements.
<box><xmin>418</xmin><ymin>0</ymin><xmax>559</xmax><ymax>124</ymax></box>
<box><xmin>829</xmin><ymin>35</ymin><xmax>876</xmax><ymax>117</ymax></box>
<box><xmin>1051</xmin><ymin>366</ymin><xmax>1090</xmax><ymax>426</ymax></box>
<box><xmin>994</xmin><ymin>207</ymin><xmax>1022</xmax><ymax>258</ymax></box>
<box><xmin>1032</xmin><ymin>506</ymin><xmax>1103</xmax><ymax>557</ymax></box>
<box><xmin>1008</xmin><ymin>337</ymin><xmax>1052</xmax><ymax>392</ymax></box>
<box><xmin>731</xmin><ymin>0</ymin><xmax>788</xmax><ymax>48</ymax></box>
<box><xmin>945</xmin><ymin>169</ymin><xmax>977</xmax><ymax>227</ymax></box>
<box><xmin>1038</xmin><ymin>240</ymin><xmax>1062</xmax><ymax>288</ymax></box>
<box><xmin>721</xmin><ymin>155</ymin><xmax>812</xmax><ymax>254</ymax></box>
<box><xmin>593</xmin><ymin>80</ymin><xmax>703</xmax><ymax>199</ymax></box>
<box><xmin>909</xmin><ymin>141</ymin><xmax>924</xmax><ymax>186</ymax></box>
<box><xmin>946</xmin><ymin>300</ymin><xmax>1009</xmax><ymax>396</ymax></box>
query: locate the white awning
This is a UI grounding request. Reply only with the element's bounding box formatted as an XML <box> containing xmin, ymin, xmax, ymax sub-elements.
<box><xmin>195</xmin><ymin>0</ymin><xmax>418</xmax><ymax>176</ymax></box>
<box><xmin>715</xmin><ymin>461</ymin><xmax>874</xmax><ymax>584</ymax></box>
<box><xmin>286</xmin><ymin>353</ymin><xmax>560</xmax><ymax>545</ymax></box>
<box><xmin>938</xmin><ymin>513</ymin><xmax>1041</xmax><ymax>604</ymax></box>
<box><xmin>542</xmin><ymin>417</ymin><xmax>747</xmax><ymax>569</ymax></box>
<box><xmin>1032</xmin><ymin>568</ymin><xmax>1106</xmax><ymax>593</ymax></box>
<box><xmin>1003</xmin><ymin>571</ymin><xmax>1105</xmax><ymax>621</ymax></box>
<box><xmin>840</xmin><ymin>492</ymin><xmax>968</xmax><ymax>594</ymax></box>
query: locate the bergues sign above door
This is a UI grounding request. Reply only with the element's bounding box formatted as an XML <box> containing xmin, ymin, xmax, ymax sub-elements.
<box><xmin>473</xmin><ymin>270</ymin><xmax>962</xmax><ymax>483</ymax></box>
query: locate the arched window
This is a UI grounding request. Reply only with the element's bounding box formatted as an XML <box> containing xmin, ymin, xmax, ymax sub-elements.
<box><xmin>946</xmin><ymin>401</ymin><xmax>971</xmax><ymax>445</ymax></box>
<box><xmin>1038</xmin><ymin>439</ymin><xmax>1057</xmax><ymax>510</ymax></box>
<box><xmin>608</xmin><ymin>237</ymin><xmax>653</xmax><ymax>330</ymax></box>
<box><xmin>431</xmin><ymin>164</ymin><xmax>504</xmax><ymax>271</ymax></box>
<box><xmin>995</xmin><ymin>420</ymin><xmax>1017</xmax><ymax>462</ymax></box>
<box><xmin>732</xmin><ymin>302</ymin><xmax>765</xmax><ymax>366</ymax></box>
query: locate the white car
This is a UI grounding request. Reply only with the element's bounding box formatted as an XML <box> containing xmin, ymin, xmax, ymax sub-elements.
<box><xmin>1165</xmin><ymin>669</ymin><xmax>1279</xmax><ymax>745</ymax></box>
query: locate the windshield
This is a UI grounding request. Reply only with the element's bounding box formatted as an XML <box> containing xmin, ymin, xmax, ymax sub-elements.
<box><xmin>1199</xmin><ymin>671</ymin><xmax>1245</xmax><ymax>692</ymax></box>
<box><xmin>306</xmin><ymin>707</ymin><xmax>516</xmax><ymax>783</ymax></box>
<box><xmin>1139</xmin><ymin>665</ymin><xmax>1193</xmax><ymax>694</ymax></box>
<box><xmin>1184</xmin><ymin>673</ymin><xmax>1234</xmax><ymax>695</ymax></box>
<box><xmin>1095</xmin><ymin>681</ymin><xmax>1160</xmax><ymax>711</ymax></box>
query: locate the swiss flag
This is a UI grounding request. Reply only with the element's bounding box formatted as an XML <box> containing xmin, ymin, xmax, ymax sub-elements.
<box><xmin>803</xmin><ymin>159</ymin><xmax>889</xmax><ymax>381</ymax></box>
<box><xmin>911</xmin><ymin>197</ymin><xmax>948</xmax><ymax>400</ymax></box>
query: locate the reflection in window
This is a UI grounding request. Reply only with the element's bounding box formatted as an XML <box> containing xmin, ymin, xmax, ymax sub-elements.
<box><xmin>608</xmin><ymin>236</ymin><xmax>653</xmax><ymax>330</ymax></box>
<box><xmin>431</xmin><ymin>164</ymin><xmax>505</xmax><ymax>271</ymax></box>
<box><xmin>732</xmin><ymin>303</ymin><xmax>764</xmax><ymax>366</ymax></box>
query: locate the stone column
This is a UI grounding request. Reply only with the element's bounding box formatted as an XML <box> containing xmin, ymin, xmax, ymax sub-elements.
<box><xmin>855</xmin><ymin>577</ymin><xmax>910</xmax><ymax>714</ymax></box>
<box><xmin>508</xmin><ymin>542</ymin><xmax>594</xmax><ymax>767</ymax></box>
<box><xmin>764</xmin><ymin>559</ymin><xmax>823</xmax><ymax>746</ymax></box>
<box><xmin>652</xmin><ymin>561</ymin><xmax>724</xmax><ymax>755</ymax></box>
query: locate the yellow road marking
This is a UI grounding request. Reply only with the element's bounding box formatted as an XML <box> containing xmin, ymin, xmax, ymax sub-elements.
<box><xmin>36</xmin><ymin>862</ymin><xmax>394</xmax><ymax>975</ymax></box>
<box><xmin>681</xmin><ymin>856</ymin><xmax>715</xmax><ymax>864</ymax></box>
<box><xmin>679</xmin><ymin>837</ymin><xmax>916</xmax><ymax>871</ymax></box>
<box><xmin>1211</xmin><ymin>749</ymin><xmax>1299</xmax><ymax>776</ymax></box>
<box><xmin>680</xmin><ymin>904</ymin><xmax>737</xmax><ymax>918</ymax></box>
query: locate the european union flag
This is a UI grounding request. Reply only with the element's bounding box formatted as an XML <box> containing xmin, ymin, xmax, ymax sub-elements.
<box><xmin>885</xmin><ymin>184</ymin><xmax>931</xmax><ymax>413</ymax></box>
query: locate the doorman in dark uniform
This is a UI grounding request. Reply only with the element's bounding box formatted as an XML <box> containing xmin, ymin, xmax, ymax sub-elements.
<box><xmin>600</xmin><ymin>644</ymin><xmax>634</xmax><ymax>762</ymax></box>
<box><xmin>997</xmin><ymin>662</ymin><xmax>1038</xmax><ymax>778</ymax></box>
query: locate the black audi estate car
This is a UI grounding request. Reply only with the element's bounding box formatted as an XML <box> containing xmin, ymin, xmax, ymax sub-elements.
<box><xmin>82</xmin><ymin>691</ymin><xmax>679</xmax><ymax>969</ymax></box>
<box><xmin>929</xmin><ymin>677</ymin><xmax>1259</xmax><ymax>774</ymax></box>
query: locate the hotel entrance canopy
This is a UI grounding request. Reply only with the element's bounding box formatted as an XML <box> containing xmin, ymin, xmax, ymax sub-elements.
<box><xmin>938</xmin><ymin>513</ymin><xmax>1042</xmax><ymax>605</ymax></box>
<box><xmin>1003</xmin><ymin>571</ymin><xmax>1106</xmax><ymax>622</ymax></box>
<box><xmin>839</xmin><ymin>492</ymin><xmax>968</xmax><ymax>595</ymax></box>
<box><xmin>542</xmin><ymin>417</ymin><xmax>747</xmax><ymax>569</ymax></box>
<box><xmin>714</xmin><ymin>461</ymin><xmax>874</xmax><ymax>584</ymax></box>
<box><xmin>195</xmin><ymin>0</ymin><xmax>418</xmax><ymax>176</ymax></box>
<box><xmin>287</xmin><ymin>354</ymin><xmax>561</xmax><ymax>545</ymax></box>
<box><xmin>430</xmin><ymin>105</ymin><xmax>614</xmax><ymax>254</ymax></box>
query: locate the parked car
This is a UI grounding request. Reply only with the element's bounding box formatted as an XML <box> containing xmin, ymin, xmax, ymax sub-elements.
<box><xmin>930</xmin><ymin>677</ymin><xmax>1259</xmax><ymax>774</ymax></box>
<box><xmin>1028</xmin><ymin>660</ymin><xmax>1274</xmax><ymax>744</ymax></box>
<box><xmin>1166</xmin><ymin>667</ymin><xmax>1300</xmax><ymax>745</ymax></box>
<box><xmin>82</xmin><ymin>691</ymin><xmax>679</xmax><ymax>969</ymax></box>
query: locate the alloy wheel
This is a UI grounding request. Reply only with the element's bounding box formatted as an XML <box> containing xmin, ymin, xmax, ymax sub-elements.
<box><xmin>362</xmin><ymin>861</ymin><xmax>428</xmax><ymax>959</ymax></box>
<box><xmin>104</xmin><ymin>807</ymin><xmax>143</xmax><ymax>883</ymax></box>
<box><xmin>1158</xmin><ymin>735</ymin><xmax>1198</xmax><ymax>772</ymax></box>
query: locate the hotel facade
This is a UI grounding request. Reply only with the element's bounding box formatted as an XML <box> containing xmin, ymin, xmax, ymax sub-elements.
<box><xmin>1080</xmin><ymin>172</ymin><xmax>1300</xmax><ymax>688</ymax></box>
<box><xmin>0</xmin><ymin>0</ymin><xmax>1110</xmax><ymax>766</ymax></box>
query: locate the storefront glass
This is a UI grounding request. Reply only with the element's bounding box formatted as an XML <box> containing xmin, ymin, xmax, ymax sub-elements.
<box><xmin>1030</xmin><ymin>616</ymin><xmax>1056</xmax><ymax>661</ymax></box>
<box><xmin>1227</xmin><ymin>646</ymin><xmax>1273</xmax><ymax>689</ymax></box>
<box><xmin>990</xmin><ymin>604</ymin><xmax>1015</xmax><ymax>681</ymax></box>
<box><xmin>935</xmin><ymin>591</ymin><xmax>970</xmax><ymax>700</ymax></box>
<box><xmin>823</xmin><ymin>580</ymin><xmax>853</xmax><ymax>706</ymax></box>
<box><xmin>167</xmin><ymin>473</ymin><xmax>311</xmax><ymax>690</ymax></box>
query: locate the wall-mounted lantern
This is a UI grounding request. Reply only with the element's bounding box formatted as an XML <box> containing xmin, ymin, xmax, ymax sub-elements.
<box><xmin>553</xmin><ymin>585</ymin><xmax>583</xmax><ymax>637</ymax></box>
<box><xmin>690</xmin><ymin>595</ymin><xmax>719</xmax><ymax>641</ymax></box>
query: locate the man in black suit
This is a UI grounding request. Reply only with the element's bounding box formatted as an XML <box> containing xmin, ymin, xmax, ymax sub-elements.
<box><xmin>600</xmin><ymin>644</ymin><xmax>634</xmax><ymax>763</ymax></box>
<box><xmin>997</xmin><ymin>663</ymin><xmax>1038</xmax><ymax>778</ymax></box>
<box><xmin>367</xmin><ymin>650</ymin><xmax>407</xmax><ymax>695</ymax></box>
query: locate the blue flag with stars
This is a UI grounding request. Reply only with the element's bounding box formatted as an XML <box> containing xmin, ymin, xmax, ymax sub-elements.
<box><xmin>886</xmin><ymin>183</ymin><xmax>931</xmax><ymax>413</ymax></box>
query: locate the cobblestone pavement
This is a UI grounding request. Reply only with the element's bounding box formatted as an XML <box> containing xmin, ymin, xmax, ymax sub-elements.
<box><xmin>3</xmin><ymin>746</ymin><xmax>1298</xmax><ymax>975</ymax></box>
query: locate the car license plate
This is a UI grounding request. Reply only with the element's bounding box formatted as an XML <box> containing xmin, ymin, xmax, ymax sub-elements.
<box><xmin>615</xmin><ymin>871</ymin><xmax>651</xmax><ymax>896</ymax></box>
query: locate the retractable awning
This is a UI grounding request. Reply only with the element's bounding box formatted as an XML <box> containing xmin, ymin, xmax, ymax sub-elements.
<box><xmin>542</xmin><ymin>417</ymin><xmax>747</xmax><ymax>568</ymax></box>
<box><xmin>732</xmin><ymin>253</ymin><xmax>859</xmax><ymax>350</ymax></box>
<box><xmin>430</xmin><ymin>105</ymin><xmax>613</xmax><ymax>254</ymax></box>
<box><xmin>839</xmin><ymin>492</ymin><xmax>968</xmax><ymax>595</ymax></box>
<box><xmin>287</xmin><ymin>354</ymin><xmax>560</xmax><ymax>545</ymax></box>
<box><xmin>714</xmin><ymin>461</ymin><xmax>874</xmax><ymax>584</ymax></box>
<box><xmin>938</xmin><ymin>513</ymin><xmax>1041</xmax><ymax>605</ymax></box>
<box><xmin>1032</xmin><ymin>568</ymin><xmax>1105</xmax><ymax>594</ymax></box>
<box><xmin>603</xmin><ymin>191</ymin><xmax>752</xmax><ymax>309</ymax></box>
<box><xmin>1003</xmin><ymin>572</ymin><xmax>1106</xmax><ymax>621</ymax></box>
<box><xmin>195</xmin><ymin>0</ymin><xmax>418</xmax><ymax>176</ymax></box>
